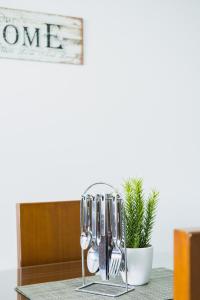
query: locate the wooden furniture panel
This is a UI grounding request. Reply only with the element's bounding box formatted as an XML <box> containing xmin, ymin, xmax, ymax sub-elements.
<box><xmin>17</xmin><ymin>261</ymin><xmax>87</xmax><ymax>300</ymax></box>
<box><xmin>17</xmin><ymin>201</ymin><xmax>81</xmax><ymax>267</ymax></box>
<box><xmin>17</xmin><ymin>261</ymin><xmax>85</xmax><ymax>285</ymax></box>
<box><xmin>174</xmin><ymin>228</ymin><xmax>200</xmax><ymax>300</ymax></box>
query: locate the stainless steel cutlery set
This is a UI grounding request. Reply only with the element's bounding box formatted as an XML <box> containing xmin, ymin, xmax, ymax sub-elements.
<box><xmin>77</xmin><ymin>183</ymin><xmax>134</xmax><ymax>297</ymax></box>
<box><xmin>80</xmin><ymin>192</ymin><xmax>125</xmax><ymax>281</ymax></box>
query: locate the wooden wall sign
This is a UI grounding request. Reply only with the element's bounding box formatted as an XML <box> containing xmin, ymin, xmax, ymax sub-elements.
<box><xmin>0</xmin><ymin>7</ymin><xmax>83</xmax><ymax>64</ymax></box>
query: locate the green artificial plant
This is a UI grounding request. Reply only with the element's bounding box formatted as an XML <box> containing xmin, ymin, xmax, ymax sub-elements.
<box><xmin>124</xmin><ymin>178</ymin><xmax>159</xmax><ymax>248</ymax></box>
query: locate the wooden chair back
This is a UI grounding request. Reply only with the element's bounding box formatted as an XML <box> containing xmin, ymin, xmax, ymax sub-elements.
<box><xmin>17</xmin><ymin>200</ymin><xmax>81</xmax><ymax>267</ymax></box>
<box><xmin>174</xmin><ymin>228</ymin><xmax>200</xmax><ymax>300</ymax></box>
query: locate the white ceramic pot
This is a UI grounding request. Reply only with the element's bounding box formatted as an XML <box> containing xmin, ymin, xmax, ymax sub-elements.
<box><xmin>121</xmin><ymin>246</ymin><xmax>153</xmax><ymax>286</ymax></box>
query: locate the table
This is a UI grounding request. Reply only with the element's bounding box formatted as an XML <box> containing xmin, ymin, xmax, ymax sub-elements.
<box><xmin>0</xmin><ymin>261</ymin><xmax>86</xmax><ymax>300</ymax></box>
<box><xmin>0</xmin><ymin>262</ymin><xmax>173</xmax><ymax>300</ymax></box>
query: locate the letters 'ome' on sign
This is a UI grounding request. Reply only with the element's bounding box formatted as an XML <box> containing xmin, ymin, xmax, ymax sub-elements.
<box><xmin>0</xmin><ymin>7</ymin><xmax>83</xmax><ymax>64</ymax></box>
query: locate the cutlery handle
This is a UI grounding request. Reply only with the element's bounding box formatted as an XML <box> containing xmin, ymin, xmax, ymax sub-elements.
<box><xmin>111</xmin><ymin>195</ymin><xmax>119</xmax><ymax>244</ymax></box>
<box><xmin>92</xmin><ymin>195</ymin><xmax>98</xmax><ymax>241</ymax></box>
<box><xmin>80</xmin><ymin>196</ymin><xmax>84</xmax><ymax>233</ymax></box>
<box><xmin>119</xmin><ymin>199</ymin><xmax>123</xmax><ymax>240</ymax></box>
<box><xmin>107</xmin><ymin>194</ymin><xmax>112</xmax><ymax>240</ymax></box>
<box><xmin>87</xmin><ymin>195</ymin><xmax>92</xmax><ymax>232</ymax></box>
<box><xmin>96</xmin><ymin>197</ymin><xmax>101</xmax><ymax>246</ymax></box>
<box><xmin>83</xmin><ymin>196</ymin><xmax>88</xmax><ymax>233</ymax></box>
<box><xmin>100</xmin><ymin>195</ymin><xmax>106</xmax><ymax>236</ymax></box>
<box><xmin>117</xmin><ymin>197</ymin><xmax>124</xmax><ymax>246</ymax></box>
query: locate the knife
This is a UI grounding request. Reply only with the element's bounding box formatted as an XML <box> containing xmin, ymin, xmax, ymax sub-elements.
<box><xmin>99</xmin><ymin>194</ymin><xmax>109</xmax><ymax>280</ymax></box>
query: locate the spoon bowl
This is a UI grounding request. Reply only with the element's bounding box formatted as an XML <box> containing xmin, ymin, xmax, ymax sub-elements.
<box><xmin>87</xmin><ymin>244</ymin><xmax>99</xmax><ymax>273</ymax></box>
<box><xmin>80</xmin><ymin>232</ymin><xmax>91</xmax><ymax>250</ymax></box>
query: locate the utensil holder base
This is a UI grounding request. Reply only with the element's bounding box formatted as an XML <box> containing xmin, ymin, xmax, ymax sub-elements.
<box><xmin>76</xmin><ymin>281</ymin><xmax>135</xmax><ymax>298</ymax></box>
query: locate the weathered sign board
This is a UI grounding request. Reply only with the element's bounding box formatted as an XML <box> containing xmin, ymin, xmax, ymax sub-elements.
<box><xmin>0</xmin><ymin>7</ymin><xmax>83</xmax><ymax>64</ymax></box>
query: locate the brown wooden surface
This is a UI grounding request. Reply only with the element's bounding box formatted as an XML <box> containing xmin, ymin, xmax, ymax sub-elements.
<box><xmin>17</xmin><ymin>201</ymin><xmax>81</xmax><ymax>267</ymax></box>
<box><xmin>17</xmin><ymin>261</ymin><xmax>86</xmax><ymax>285</ymax></box>
<box><xmin>17</xmin><ymin>261</ymin><xmax>90</xmax><ymax>300</ymax></box>
<box><xmin>174</xmin><ymin>229</ymin><xmax>190</xmax><ymax>300</ymax></box>
<box><xmin>174</xmin><ymin>228</ymin><xmax>200</xmax><ymax>300</ymax></box>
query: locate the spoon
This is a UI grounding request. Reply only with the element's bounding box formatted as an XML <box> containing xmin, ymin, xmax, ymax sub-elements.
<box><xmin>87</xmin><ymin>195</ymin><xmax>99</xmax><ymax>273</ymax></box>
<box><xmin>80</xmin><ymin>195</ymin><xmax>92</xmax><ymax>250</ymax></box>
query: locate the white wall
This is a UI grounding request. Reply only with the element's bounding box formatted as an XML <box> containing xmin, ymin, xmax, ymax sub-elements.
<box><xmin>0</xmin><ymin>0</ymin><xmax>200</xmax><ymax>271</ymax></box>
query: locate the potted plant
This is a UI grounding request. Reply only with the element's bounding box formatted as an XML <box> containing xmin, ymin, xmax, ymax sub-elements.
<box><xmin>121</xmin><ymin>178</ymin><xmax>159</xmax><ymax>286</ymax></box>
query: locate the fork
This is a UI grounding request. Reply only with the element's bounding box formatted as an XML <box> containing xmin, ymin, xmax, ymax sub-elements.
<box><xmin>109</xmin><ymin>195</ymin><xmax>122</xmax><ymax>278</ymax></box>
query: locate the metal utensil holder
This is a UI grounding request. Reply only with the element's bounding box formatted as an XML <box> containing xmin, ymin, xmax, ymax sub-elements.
<box><xmin>76</xmin><ymin>182</ymin><xmax>135</xmax><ymax>297</ymax></box>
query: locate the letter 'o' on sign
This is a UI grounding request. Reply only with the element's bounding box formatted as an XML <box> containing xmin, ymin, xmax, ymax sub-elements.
<box><xmin>0</xmin><ymin>7</ymin><xmax>83</xmax><ymax>64</ymax></box>
<box><xmin>3</xmin><ymin>25</ymin><xmax>19</xmax><ymax>45</ymax></box>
